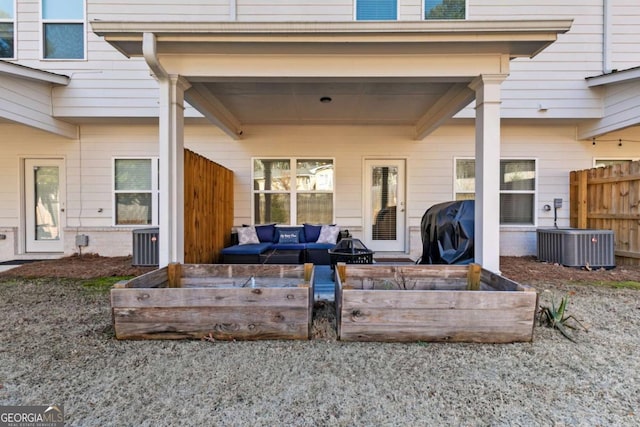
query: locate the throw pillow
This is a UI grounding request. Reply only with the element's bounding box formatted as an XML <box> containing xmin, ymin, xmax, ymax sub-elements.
<box><xmin>255</xmin><ymin>223</ymin><xmax>276</xmax><ymax>243</ymax></box>
<box><xmin>303</xmin><ymin>223</ymin><xmax>322</xmax><ymax>242</ymax></box>
<box><xmin>277</xmin><ymin>229</ymin><xmax>300</xmax><ymax>244</ymax></box>
<box><xmin>316</xmin><ymin>225</ymin><xmax>340</xmax><ymax>244</ymax></box>
<box><xmin>237</xmin><ymin>226</ymin><xmax>260</xmax><ymax>245</ymax></box>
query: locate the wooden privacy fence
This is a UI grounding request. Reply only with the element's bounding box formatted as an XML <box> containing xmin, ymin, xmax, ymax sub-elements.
<box><xmin>570</xmin><ymin>161</ymin><xmax>640</xmax><ymax>265</ymax></box>
<box><xmin>184</xmin><ymin>149</ymin><xmax>234</xmax><ymax>264</ymax></box>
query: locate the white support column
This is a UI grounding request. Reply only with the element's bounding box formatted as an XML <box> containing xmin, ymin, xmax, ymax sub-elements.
<box><xmin>158</xmin><ymin>75</ymin><xmax>191</xmax><ymax>267</ymax></box>
<box><xmin>469</xmin><ymin>74</ymin><xmax>507</xmax><ymax>273</ymax></box>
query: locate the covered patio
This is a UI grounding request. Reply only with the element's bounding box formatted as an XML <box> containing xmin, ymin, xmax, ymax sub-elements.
<box><xmin>92</xmin><ymin>20</ymin><xmax>572</xmax><ymax>272</ymax></box>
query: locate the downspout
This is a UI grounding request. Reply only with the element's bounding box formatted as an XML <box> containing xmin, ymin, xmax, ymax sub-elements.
<box><xmin>603</xmin><ymin>0</ymin><xmax>612</xmax><ymax>74</ymax></box>
<box><xmin>142</xmin><ymin>32</ymin><xmax>168</xmax><ymax>80</ymax></box>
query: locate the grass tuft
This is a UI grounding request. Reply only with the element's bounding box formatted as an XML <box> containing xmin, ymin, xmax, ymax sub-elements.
<box><xmin>81</xmin><ymin>276</ymin><xmax>133</xmax><ymax>293</ymax></box>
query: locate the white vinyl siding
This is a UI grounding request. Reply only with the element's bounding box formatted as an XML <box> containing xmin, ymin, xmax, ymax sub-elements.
<box><xmin>0</xmin><ymin>73</ymin><xmax>67</xmax><ymax>135</ymax></box>
<box><xmin>2</xmin><ymin>0</ymin><xmax>635</xmax><ymax>120</ymax></box>
<box><xmin>1</xmin><ymin>122</ymin><xmax>640</xmax><ymax>258</ymax></box>
<box><xmin>611</xmin><ymin>1</ymin><xmax>640</xmax><ymax>70</ymax></box>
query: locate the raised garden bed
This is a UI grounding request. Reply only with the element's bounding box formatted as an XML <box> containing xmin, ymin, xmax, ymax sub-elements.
<box><xmin>335</xmin><ymin>263</ymin><xmax>537</xmax><ymax>343</ymax></box>
<box><xmin>111</xmin><ymin>263</ymin><xmax>314</xmax><ymax>340</ymax></box>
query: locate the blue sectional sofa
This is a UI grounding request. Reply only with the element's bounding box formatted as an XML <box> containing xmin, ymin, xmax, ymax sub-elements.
<box><xmin>221</xmin><ymin>223</ymin><xmax>341</xmax><ymax>265</ymax></box>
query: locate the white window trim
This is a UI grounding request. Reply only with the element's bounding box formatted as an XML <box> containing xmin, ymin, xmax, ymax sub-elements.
<box><xmin>0</xmin><ymin>0</ymin><xmax>16</xmax><ymax>60</ymax></box>
<box><xmin>423</xmin><ymin>0</ymin><xmax>468</xmax><ymax>20</ymax></box>
<box><xmin>39</xmin><ymin>0</ymin><xmax>87</xmax><ymax>61</ymax></box>
<box><xmin>593</xmin><ymin>157</ymin><xmax>640</xmax><ymax>168</ymax></box>
<box><xmin>453</xmin><ymin>156</ymin><xmax>538</xmax><ymax>227</ymax></box>
<box><xmin>353</xmin><ymin>0</ymin><xmax>400</xmax><ymax>21</ymax></box>
<box><xmin>251</xmin><ymin>157</ymin><xmax>335</xmax><ymax>225</ymax></box>
<box><xmin>112</xmin><ymin>157</ymin><xmax>159</xmax><ymax>227</ymax></box>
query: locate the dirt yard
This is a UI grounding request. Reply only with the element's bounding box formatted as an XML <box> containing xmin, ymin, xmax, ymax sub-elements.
<box><xmin>2</xmin><ymin>253</ymin><xmax>639</xmax><ymax>284</ymax></box>
<box><xmin>1</xmin><ymin>255</ymin><xmax>639</xmax><ymax>426</ymax></box>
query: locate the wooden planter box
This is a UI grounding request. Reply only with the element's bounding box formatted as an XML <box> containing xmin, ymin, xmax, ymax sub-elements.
<box><xmin>335</xmin><ymin>263</ymin><xmax>537</xmax><ymax>343</ymax></box>
<box><xmin>111</xmin><ymin>263</ymin><xmax>314</xmax><ymax>340</ymax></box>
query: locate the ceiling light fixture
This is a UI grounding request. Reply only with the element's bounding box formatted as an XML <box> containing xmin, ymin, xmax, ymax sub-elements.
<box><xmin>320</xmin><ymin>96</ymin><xmax>332</xmax><ymax>103</ymax></box>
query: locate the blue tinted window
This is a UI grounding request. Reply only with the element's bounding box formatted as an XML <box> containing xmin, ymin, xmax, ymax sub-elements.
<box><xmin>44</xmin><ymin>23</ymin><xmax>83</xmax><ymax>59</ymax></box>
<box><xmin>0</xmin><ymin>23</ymin><xmax>13</xmax><ymax>58</ymax></box>
<box><xmin>43</xmin><ymin>0</ymin><xmax>84</xmax><ymax>20</ymax></box>
<box><xmin>0</xmin><ymin>0</ymin><xmax>14</xmax><ymax>19</ymax></box>
<box><xmin>356</xmin><ymin>0</ymin><xmax>397</xmax><ymax>21</ymax></box>
<box><xmin>425</xmin><ymin>0</ymin><xmax>466</xmax><ymax>20</ymax></box>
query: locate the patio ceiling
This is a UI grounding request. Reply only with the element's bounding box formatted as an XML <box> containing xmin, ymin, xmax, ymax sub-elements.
<box><xmin>93</xmin><ymin>20</ymin><xmax>572</xmax><ymax>140</ymax></box>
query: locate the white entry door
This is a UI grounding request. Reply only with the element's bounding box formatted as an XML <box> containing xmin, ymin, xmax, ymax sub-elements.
<box><xmin>363</xmin><ymin>159</ymin><xmax>406</xmax><ymax>252</ymax></box>
<box><xmin>25</xmin><ymin>159</ymin><xmax>65</xmax><ymax>253</ymax></box>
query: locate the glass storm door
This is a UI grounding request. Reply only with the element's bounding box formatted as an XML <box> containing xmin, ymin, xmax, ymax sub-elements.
<box><xmin>364</xmin><ymin>159</ymin><xmax>405</xmax><ymax>252</ymax></box>
<box><xmin>25</xmin><ymin>159</ymin><xmax>65</xmax><ymax>252</ymax></box>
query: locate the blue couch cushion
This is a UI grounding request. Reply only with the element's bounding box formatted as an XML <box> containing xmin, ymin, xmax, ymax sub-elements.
<box><xmin>221</xmin><ymin>242</ymin><xmax>272</xmax><ymax>255</ymax></box>
<box><xmin>303</xmin><ymin>223</ymin><xmax>322</xmax><ymax>243</ymax></box>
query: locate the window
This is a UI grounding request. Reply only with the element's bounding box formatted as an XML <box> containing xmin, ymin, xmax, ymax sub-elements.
<box><xmin>424</xmin><ymin>0</ymin><xmax>466</xmax><ymax>20</ymax></box>
<box><xmin>0</xmin><ymin>0</ymin><xmax>15</xmax><ymax>59</ymax></box>
<box><xmin>114</xmin><ymin>158</ymin><xmax>159</xmax><ymax>226</ymax></box>
<box><xmin>356</xmin><ymin>0</ymin><xmax>397</xmax><ymax>21</ymax></box>
<box><xmin>594</xmin><ymin>158</ymin><xmax>638</xmax><ymax>168</ymax></box>
<box><xmin>253</xmin><ymin>158</ymin><xmax>334</xmax><ymax>224</ymax></box>
<box><xmin>41</xmin><ymin>0</ymin><xmax>85</xmax><ymax>59</ymax></box>
<box><xmin>455</xmin><ymin>158</ymin><xmax>536</xmax><ymax>225</ymax></box>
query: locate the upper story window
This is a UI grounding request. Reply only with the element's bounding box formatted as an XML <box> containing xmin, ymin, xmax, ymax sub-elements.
<box><xmin>253</xmin><ymin>158</ymin><xmax>334</xmax><ymax>225</ymax></box>
<box><xmin>455</xmin><ymin>158</ymin><xmax>537</xmax><ymax>225</ymax></box>
<box><xmin>356</xmin><ymin>0</ymin><xmax>397</xmax><ymax>21</ymax></box>
<box><xmin>41</xmin><ymin>0</ymin><xmax>85</xmax><ymax>59</ymax></box>
<box><xmin>425</xmin><ymin>0</ymin><xmax>466</xmax><ymax>20</ymax></box>
<box><xmin>0</xmin><ymin>0</ymin><xmax>15</xmax><ymax>59</ymax></box>
<box><xmin>114</xmin><ymin>158</ymin><xmax>159</xmax><ymax>226</ymax></box>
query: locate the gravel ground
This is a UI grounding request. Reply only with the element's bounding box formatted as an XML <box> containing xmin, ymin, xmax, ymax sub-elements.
<box><xmin>1</xmin><ymin>260</ymin><xmax>640</xmax><ymax>426</ymax></box>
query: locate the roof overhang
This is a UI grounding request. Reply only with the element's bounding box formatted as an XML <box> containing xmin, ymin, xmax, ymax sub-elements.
<box><xmin>92</xmin><ymin>20</ymin><xmax>572</xmax><ymax>139</ymax></box>
<box><xmin>0</xmin><ymin>62</ymin><xmax>77</xmax><ymax>139</ymax></box>
<box><xmin>0</xmin><ymin>61</ymin><xmax>70</xmax><ymax>85</ymax></box>
<box><xmin>586</xmin><ymin>66</ymin><xmax>640</xmax><ymax>87</ymax></box>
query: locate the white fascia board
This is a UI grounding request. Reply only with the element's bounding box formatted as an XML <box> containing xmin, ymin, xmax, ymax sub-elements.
<box><xmin>0</xmin><ymin>62</ymin><xmax>70</xmax><ymax>86</ymax></box>
<box><xmin>586</xmin><ymin>67</ymin><xmax>640</xmax><ymax>88</ymax></box>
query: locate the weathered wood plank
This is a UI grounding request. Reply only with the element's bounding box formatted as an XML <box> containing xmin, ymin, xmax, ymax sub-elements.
<box><xmin>114</xmin><ymin>306</ymin><xmax>309</xmax><ymax>324</ymax></box>
<box><xmin>179</xmin><ymin>277</ymin><xmax>305</xmax><ymax>288</ymax></box>
<box><xmin>342</xmin><ymin>265</ymin><xmax>468</xmax><ymax>280</ymax></box>
<box><xmin>111</xmin><ymin>287</ymin><xmax>311</xmax><ymax>308</ymax></box>
<box><xmin>114</xmin><ymin>316</ymin><xmax>309</xmax><ymax>340</ymax></box>
<box><xmin>340</xmin><ymin>307</ymin><xmax>533</xmax><ymax>325</ymax></box>
<box><xmin>481</xmin><ymin>270</ymin><xmax>535</xmax><ymax>292</ymax></box>
<box><xmin>120</xmin><ymin>267</ymin><xmax>168</xmax><ymax>288</ymax></box>
<box><xmin>339</xmin><ymin>324</ymin><xmax>534</xmax><ymax>343</ymax></box>
<box><xmin>343</xmin><ymin>277</ymin><xmax>467</xmax><ymax>291</ymax></box>
<box><xmin>341</xmin><ymin>290</ymin><xmax>536</xmax><ymax>311</ymax></box>
<box><xmin>181</xmin><ymin>263</ymin><xmax>308</xmax><ymax>278</ymax></box>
